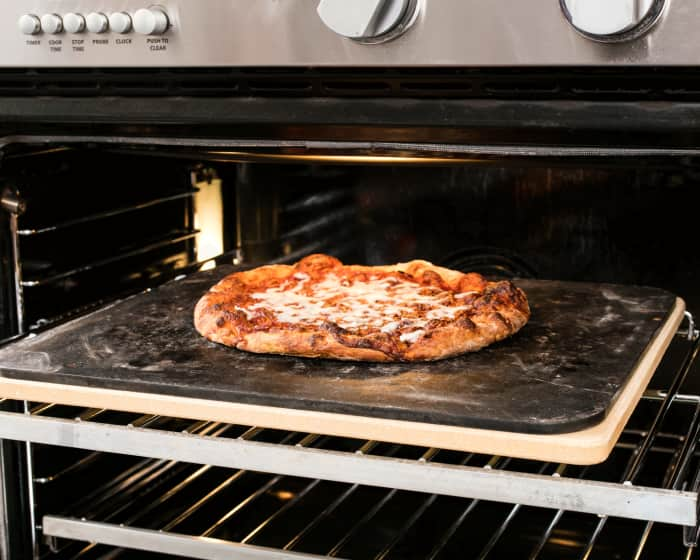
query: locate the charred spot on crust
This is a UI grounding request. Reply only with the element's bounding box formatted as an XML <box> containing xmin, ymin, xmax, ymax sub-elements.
<box><xmin>321</xmin><ymin>321</ymin><xmax>348</xmax><ymax>337</ymax></box>
<box><xmin>420</xmin><ymin>270</ymin><xmax>448</xmax><ymax>289</ymax></box>
<box><xmin>352</xmin><ymin>338</ymin><xmax>377</xmax><ymax>349</ymax></box>
<box><xmin>215</xmin><ymin>317</ymin><xmax>226</xmax><ymax>328</ymax></box>
<box><xmin>490</xmin><ymin>311</ymin><xmax>511</xmax><ymax>330</ymax></box>
<box><xmin>223</xmin><ymin>309</ymin><xmax>246</xmax><ymax>322</ymax></box>
<box><xmin>458</xmin><ymin>315</ymin><xmax>477</xmax><ymax>330</ymax></box>
<box><xmin>323</xmin><ymin>322</ymin><xmax>400</xmax><ymax>359</ymax></box>
<box><xmin>474</xmin><ymin>281</ymin><xmax>526</xmax><ymax>311</ymax></box>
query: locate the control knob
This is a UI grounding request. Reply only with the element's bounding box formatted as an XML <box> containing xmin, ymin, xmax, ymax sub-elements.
<box><xmin>560</xmin><ymin>0</ymin><xmax>666</xmax><ymax>42</ymax></box>
<box><xmin>109</xmin><ymin>12</ymin><xmax>133</xmax><ymax>34</ymax></box>
<box><xmin>18</xmin><ymin>14</ymin><xmax>41</xmax><ymax>35</ymax></box>
<box><xmin>40</xmin><ymin>13</ymin><xmax>63</xmax><ymax>34</ymax></box>
<box><xmin>317</xmin><ymin>0</ymin><xmax>418</xmax><ymax>43</ymax></box>
<box><xmin>86</xmin><ymin>12</ymin><xmax>109</xmax><ymax>33</ymax></box>
<box><xmin>63</xmin><ymin>13</ymin><xmax>86</xmax><ymax>34</ymax></box>
<box><xmin>133</xmin><ymin>7</ymin><xmax>169</xmax><ymax>35</ymax></box>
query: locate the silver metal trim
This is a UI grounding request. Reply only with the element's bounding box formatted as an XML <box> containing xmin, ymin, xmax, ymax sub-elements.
<box><xmin>681</xmin><ymin>311</ymin><xmax>699</xmax><ymax>341</ymax></box>
<box><xmin>5</xmin><ymin>136</ymin><xmax>700</xmax><ymax>159</ymax></box>
<box><xmin>0</xmin><ymin>411</ymin><xmax>695</xmax><ymax>527</ymax></box>
<box><xmin>42</xmin><ymin>517</ymin><xmax>337</xmax><ymax>560</ymax></box>
<box><xmin>21</xmin><ymin>401</ymin><xmax>37</xmax><ymax>560</ymax></box>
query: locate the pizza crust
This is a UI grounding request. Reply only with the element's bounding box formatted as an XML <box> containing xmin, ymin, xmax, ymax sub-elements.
<box><xmin>194</xmin><ymin>254</ymin><xmax>530</xmax><ymax>362</ymax></box>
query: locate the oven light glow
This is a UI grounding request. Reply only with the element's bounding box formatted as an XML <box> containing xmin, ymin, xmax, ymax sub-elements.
<box><xmin>547</xmin><ymin>537</ymin><xmax>582</xmax><ymax>548</ymax></box>
<box><xmin>194</xmin><ymin>177</ymin><xmax>224</xmax><ymax>270</ymax></box>
<box><xmin>272</xmin><ymin>490</ymin><xmax>295</xmax><ymax>501</ymax></box>
<box><xmin>206</xmin><ymin>151</ymin><xmax>466</xmax><ymax>164</ymax></box>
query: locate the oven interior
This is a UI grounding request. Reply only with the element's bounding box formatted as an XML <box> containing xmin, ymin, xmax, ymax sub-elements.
<box><xmin>2</xmin><ymin>144</ymin><xmax>700</xmax><ymax>559</ymax></box>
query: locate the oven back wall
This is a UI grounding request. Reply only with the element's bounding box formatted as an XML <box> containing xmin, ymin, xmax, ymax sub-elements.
<box><xmin>329</xmin><ymin>164</ymin><xmax>700</xmax><ymax>304</ymax></box>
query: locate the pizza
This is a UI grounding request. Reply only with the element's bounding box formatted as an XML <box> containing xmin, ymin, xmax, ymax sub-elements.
<box><xmin>194</xmin><ymin>254</ymin><xmax>530</xmax><ymax>362</ymax></box>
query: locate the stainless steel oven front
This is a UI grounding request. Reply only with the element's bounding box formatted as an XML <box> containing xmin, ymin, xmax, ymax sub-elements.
<box><xmin>3</xmin><ymin>1</ymin><xmax>700</xmax><ymax>559</ymax></box>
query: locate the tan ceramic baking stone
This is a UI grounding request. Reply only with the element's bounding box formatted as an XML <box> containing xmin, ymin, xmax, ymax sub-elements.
<box><xmin>0</xmin><ymin>297</ymin><xmax>685</xmax><ymax>465</ymax></box>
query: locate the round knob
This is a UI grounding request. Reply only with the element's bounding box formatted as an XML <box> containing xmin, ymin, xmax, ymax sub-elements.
<box><xmin>133</xmin><ymin>7</ymin><xmax>169</xmax><ymax>35</ymax></box>
<box><xmin>317</xmin><ymin>0</ymin><xmax>418</xmax><ymax>43</ymax></box>
<box><xmin>109</xmin><ymin>12</ymin><xmax>132</xmax><ymax>34</ymax></box>
<box><xmin>560</xmin><ymin>0</ymin><xmax>666</xmax><ymax>43</ymax></box>
<box><xmin>63</xmin><ymin>13</ymin><xmax>85</xmax><ymax>34</ymax></box>
<box><xmin>40</xmin><ymin>13</ymin><xmax>63</xmax><ymax>34</ymax></box>
<box><xmin>18</xmin><ymin>14</ymin><xmax>41</xmax><ymax>35</ymax></box>
<box><xmin>86</xmin><ymin>12</ymin><xmax>109</xmax><ymax>33</ymax></box>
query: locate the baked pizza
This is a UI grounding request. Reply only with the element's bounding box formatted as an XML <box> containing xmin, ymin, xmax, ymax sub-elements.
<box><xmin>194</xmin><ymin>254</ymin><xmax>530</xmax><ymax>362</ymax></box>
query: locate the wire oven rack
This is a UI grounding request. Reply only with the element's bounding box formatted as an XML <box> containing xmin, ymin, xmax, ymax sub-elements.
<box><xmin>0</xmin><ymin>315</ymin><xmax>699</xmax><ymax>560</ymax></box>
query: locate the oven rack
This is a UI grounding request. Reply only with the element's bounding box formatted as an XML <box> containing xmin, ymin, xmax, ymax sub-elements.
<box><xmin>0</xmin><ymin>318</ymin><xmax>699</xmax><ymax>559</ymax></box>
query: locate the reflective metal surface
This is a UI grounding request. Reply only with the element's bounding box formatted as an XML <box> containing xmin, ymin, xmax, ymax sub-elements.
<box><xmin>0</xmin><ymin>0</ymin><xmax>694</xmax><ymax>67</ymax></box>
<box><xmin>317</xmin><ymin>0</ymin><xmax>419</xmax><ymax>44</ymax></box>
<box><xmin>561</xmin><ymin>0</ymin><xmax>666</xmax><ymax>43</ymax></box>
<box><xmin>43</xmin><ymin>518</ymin><xmax>335</xmax><ymax>560</ymax></box>
<box><xmin>0</xmin><ymin>408</ymin><xmax>697</xmax><ymax>527</ymax></box>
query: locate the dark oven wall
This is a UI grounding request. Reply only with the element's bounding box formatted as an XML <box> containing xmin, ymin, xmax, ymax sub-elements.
<box><xmin>239</xmin><ymin>161</ymin><xmax>700</xmax><ymax>307</ymax></box>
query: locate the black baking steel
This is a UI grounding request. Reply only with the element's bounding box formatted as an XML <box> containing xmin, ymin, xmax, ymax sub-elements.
<box><xmin>0</xmin><ymin>267</ymin><xmax>677</xmax><ymax>434</ymax></box>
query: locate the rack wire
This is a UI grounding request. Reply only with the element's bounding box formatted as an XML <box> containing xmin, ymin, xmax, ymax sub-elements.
<box><xmin>0</xmin><ymin>316</ymin><xmax>696</xmax><ymax>560</ymax></box>
<box><xmin>23</xmin><ymin>392</ymin><xmax>700</xmax><ymax>559</ymax></box>
<box><xmin>16</xmin><ymin>192</ymin><xmax>198</xmax><ymax>238</ymax></box>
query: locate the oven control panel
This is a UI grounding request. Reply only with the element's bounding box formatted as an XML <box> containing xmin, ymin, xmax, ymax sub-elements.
<box><xmin>19</xmin><ymin>8</ymin><xmax>169</xmax><ymax>36</ymax></box>
<box><xmin>6</xmin><ymin>2</ymin><xmax>181</xmax><ymax>64</ymax></box>
<box><xmin>0</xmin><ymin>0</ymin><xmax>694</xmax><ymax>67</ymax></box>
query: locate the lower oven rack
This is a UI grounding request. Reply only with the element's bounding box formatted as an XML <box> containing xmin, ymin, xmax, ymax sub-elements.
<box><xmin>1</xmin><ymin>316</ymin><xmax>699</xmax><ymax>559</ymax></box>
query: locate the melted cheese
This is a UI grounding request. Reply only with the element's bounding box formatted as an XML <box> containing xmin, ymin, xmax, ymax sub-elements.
<box><xmin>247</xmin><ymin>273</ymin><xmax>474</xmax><ymax>340</ymax></box>
<box><xmin>400</xmin><ymin>330</ymin><xmax>425</xmax><ymax>343</ymax></box>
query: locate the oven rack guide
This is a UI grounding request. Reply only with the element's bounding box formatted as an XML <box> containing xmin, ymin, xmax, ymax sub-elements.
<box><xmin>0</xmin><ymin>313</ymin><xmax>699</xmax><ymax>559</ymax></box>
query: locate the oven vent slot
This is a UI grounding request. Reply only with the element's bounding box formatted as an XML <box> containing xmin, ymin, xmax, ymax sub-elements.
<box><xmin>3</xmin><ymin>68</ymin><xmax>700</xmax><ymax>100</ymax></box>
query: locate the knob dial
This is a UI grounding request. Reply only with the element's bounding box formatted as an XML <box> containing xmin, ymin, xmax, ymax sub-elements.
<box><xmin>63</xmin><ymin>13</ymin><xmax>85</xmax><ymax>34</ymax></box>
<box><xmin>560</xmin><ymin>0</ymin><xmax>666</xmax><ymax>43</ymax></box>
<box><xmin>317</xmin><ymin>0</ymin><xmax>418</xmax><ymax>43</ymax></box>
<box><xmin>18</xmin><ymin>14</ymin><xmax>41</xmax><ymax>35</ymax></box>
<box><xmin>109</xmin><ymin>12</ymin><xmax>132</xmax><ymax>34</ymax></box>
<box><xmin>40</xmin><ymin>13</ymin><xmax>63</xmax><ymax>34</ymax></box>
<box><xmin>133</xmin><ymin>7</ymin><xmax>169</xmax><ymax>35</ymax></box>
<box><xmin>86</xmin><ymin>12</ymin><xmax>109</xmax><ymax>33</ymax></box>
